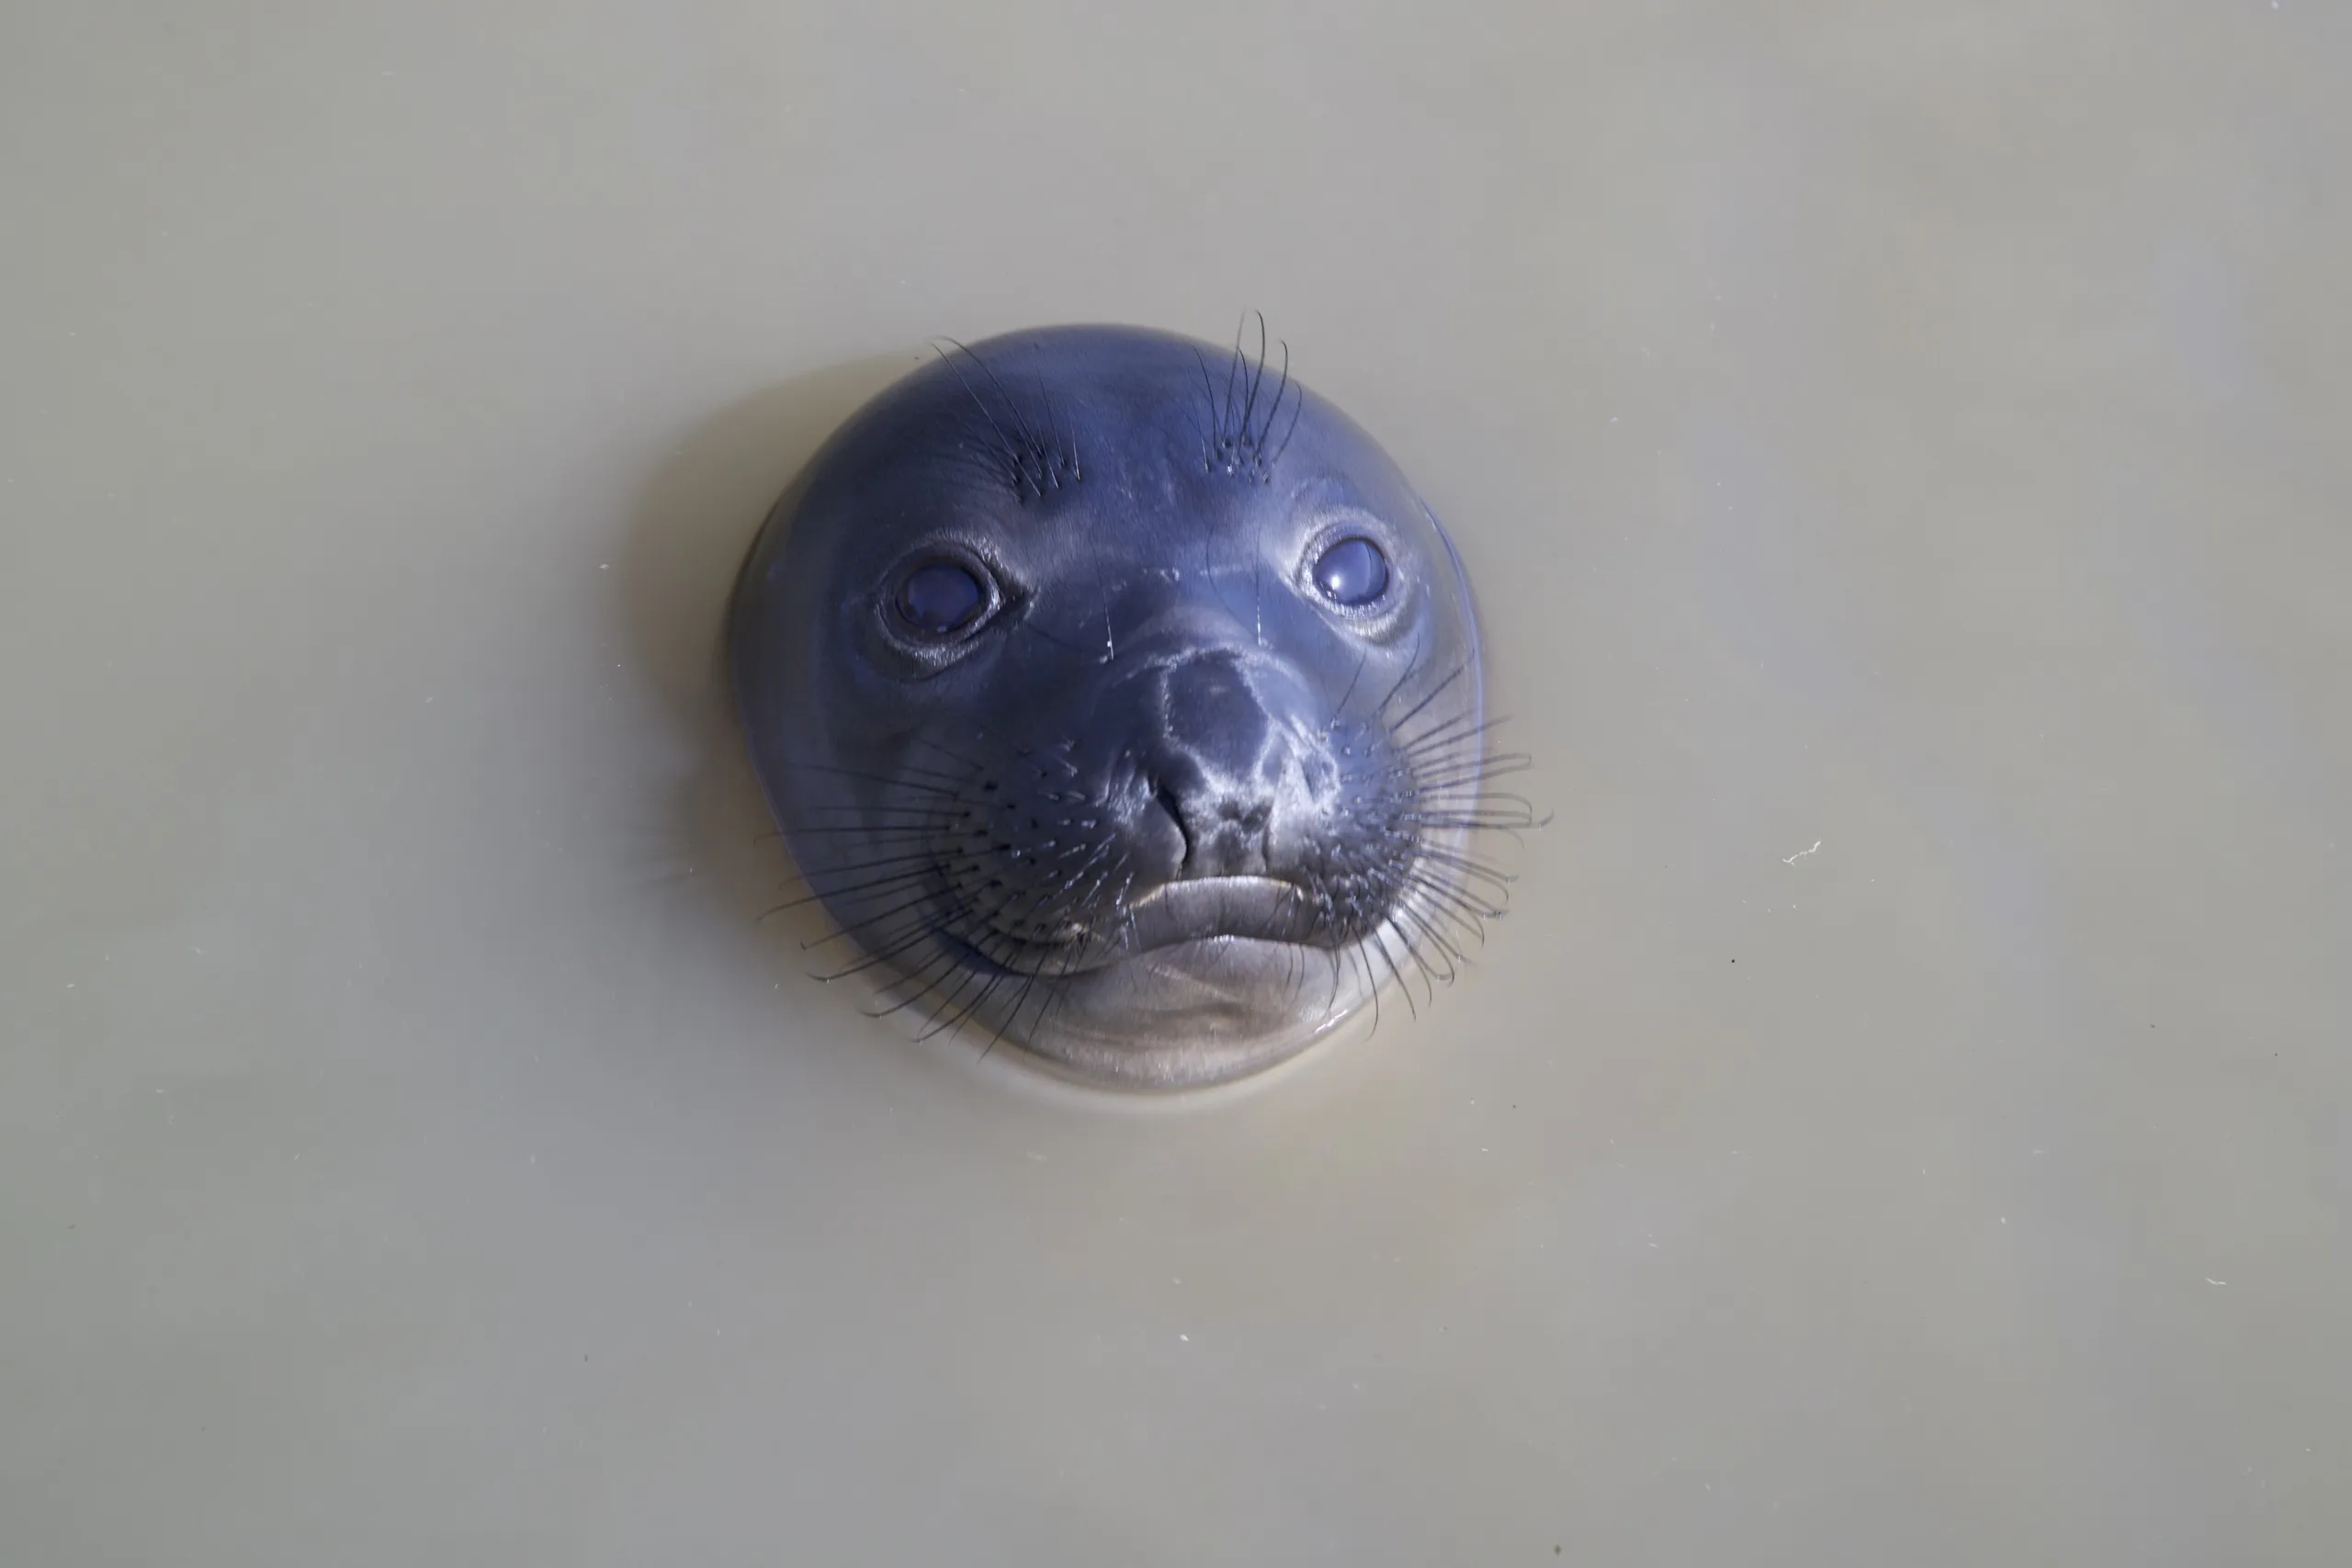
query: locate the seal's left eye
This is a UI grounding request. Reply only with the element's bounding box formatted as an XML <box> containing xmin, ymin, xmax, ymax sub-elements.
<box><xmin>891</xmin><ymin>558</ymin><xmax>989</xmax><ymax>637</ymax></box>
<box><xmin>1311</xmin><ymin>536</ymin><xmax>1390</xmax><ymax>607</ymax></box>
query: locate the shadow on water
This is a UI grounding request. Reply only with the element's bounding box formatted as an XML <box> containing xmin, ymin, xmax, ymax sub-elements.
<box><xmin>614</xmin><ymin>351</ymin><xmax>919</xmax><ymax>975</ymax></box>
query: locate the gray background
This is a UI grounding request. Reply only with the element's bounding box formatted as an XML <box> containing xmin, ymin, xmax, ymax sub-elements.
<box><xmin>5</xmin><ymin>2</ymin><xmax>2346</xmax><ymax>1562</ymax></box>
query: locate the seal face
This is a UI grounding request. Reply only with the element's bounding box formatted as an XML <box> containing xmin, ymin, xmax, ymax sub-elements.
<box><xmin>729</xmin><ymin>323</ymin><xmax>1521</xmax><ymax>1089</ymax></box>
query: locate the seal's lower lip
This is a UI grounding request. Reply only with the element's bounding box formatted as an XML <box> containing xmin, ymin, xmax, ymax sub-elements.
<box><xmin>1120</xmin><ymin>875</ymin><xmax>1317</xmax><ymax>953</ymax></box>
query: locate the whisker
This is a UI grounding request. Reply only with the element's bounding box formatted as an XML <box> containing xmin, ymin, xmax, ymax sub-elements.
<box><xmin>929</xmin><ymin>338</ymin><xmax>1024</xmax><ymax>471</ymax></box>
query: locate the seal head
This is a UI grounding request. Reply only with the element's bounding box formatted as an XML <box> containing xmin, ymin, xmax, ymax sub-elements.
<box><xmin>729</xmin><ymin>323</ymin><xmax>1514</xmax><ymax>1089</ymax></box>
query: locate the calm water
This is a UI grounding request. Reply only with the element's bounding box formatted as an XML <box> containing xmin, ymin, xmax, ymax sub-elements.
<box><xmin>5</xmin><ymin>3</ymin><xmax>2346</xmax><ymax>1562</ymax></box>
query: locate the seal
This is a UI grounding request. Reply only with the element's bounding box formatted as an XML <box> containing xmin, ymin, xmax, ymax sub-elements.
<box><xmin>729</xmin><ymin>322</ymin><xmax>1525</xmax><ymax>1089</ymax></box>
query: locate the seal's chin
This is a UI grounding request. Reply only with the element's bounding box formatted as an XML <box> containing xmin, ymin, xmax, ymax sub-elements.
<box><xmin>1006</xmin><ymin>922</ymin><xmax>1366</xmax><ymax>1093</ymax></box>
<box><xmin>923</xmin><ymin>872</ymin><xmax>1372</xmax><ymax>1089</ymax></box>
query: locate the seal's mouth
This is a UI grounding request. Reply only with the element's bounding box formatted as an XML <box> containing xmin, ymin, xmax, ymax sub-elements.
<box><xmin>1117</xmin><ymin>875</ymin><xmax>1320</xmax><ymax>953</ymax></box>
<box><xmin>932</xmin><ymin>874</ymin><xmax>1327</xmax><ymax>984</ymax></box>
<box><xmin>938</xmin><ymin>874</ymin><xmax>1333</xmax><ymax>985</ymax></box>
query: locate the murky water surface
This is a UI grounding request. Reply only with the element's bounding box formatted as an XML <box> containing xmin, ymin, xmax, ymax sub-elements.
<box><xmin>5</xmin><ymin>3</ymin><xmax>2346</xmax><ymax>1562</ymax></box>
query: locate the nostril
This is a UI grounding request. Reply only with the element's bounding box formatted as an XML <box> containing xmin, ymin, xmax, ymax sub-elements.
<box><xmin>1148</xmin><ymin>785</ymin><xmax>1281</xmax><ymax>879</ymax></box>
<box><xmin>1151</xmin><ymin>779</ymin><xmax>1194</xmax><ymax>863</ymax></box>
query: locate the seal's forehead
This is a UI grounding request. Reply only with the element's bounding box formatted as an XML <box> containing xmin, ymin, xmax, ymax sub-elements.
<box><xmin>869</xmin><ymin>328</ymin><xmax>1269</xmax><ymax>468</ymax></box>
<box><xmin>797</xmin><ymin>324</ymin><xmax>1430</xmax><ymax>555</ymax></box>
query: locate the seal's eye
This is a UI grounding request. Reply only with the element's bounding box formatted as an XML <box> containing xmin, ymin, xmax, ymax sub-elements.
<box><xmin>891</xmin><ymin>558</ymin><xmax>989</xmax><ymax>637</ymax></box>
<box><xmin>1311</xmin><ymin>536</ymin><xmax>1390</xmax><ymax>607</ymax></box>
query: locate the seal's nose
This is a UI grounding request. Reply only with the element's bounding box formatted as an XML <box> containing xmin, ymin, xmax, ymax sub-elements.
<box><xmin>1165</xmin><ymin>652</ymin><xmax>1272</xmax><ymax>780</ymax></box>
<box><xmin>1148</xmin><ymin>651</ymin><xmax>1289</xmax><ymax>877</ymax></box>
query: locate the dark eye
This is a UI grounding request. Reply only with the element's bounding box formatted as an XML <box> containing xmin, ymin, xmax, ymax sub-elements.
<box><xmin>891</xmin><ymin>557</ymin><xmax>989</xmax><ymax>637</ymax></box>
<box><xmin>1311</xmin><ymin>536</ymin><xmax>1390</xmax><ymax>607</ymax></box>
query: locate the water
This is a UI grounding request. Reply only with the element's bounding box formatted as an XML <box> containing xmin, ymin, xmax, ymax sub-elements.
<box><xmin>4</xmin><ymin>2</ymin><xmax>2346</xmax><ymax>1562</ymax></box>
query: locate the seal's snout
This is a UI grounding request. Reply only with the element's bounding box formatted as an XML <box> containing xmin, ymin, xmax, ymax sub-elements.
<box><xmin>1141</xmin><ymin>649</ymin><xmax>1325</xmax><ymax>882</ymax></box>
<box><xmin>1163</xmin><ymin>651</ymin><xmax>1272</xmax><ymax>783</ymax></box>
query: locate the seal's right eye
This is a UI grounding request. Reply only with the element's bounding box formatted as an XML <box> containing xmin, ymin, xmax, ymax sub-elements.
<box><xmin>890</xmin><ymin>558</ymin><xmax>989</xmax><ymax>637</ymax></box>
<box><xmin>1311</xmin><ymin>535</ymin><xmax>1391</xmax><ymax>607</ymax></box>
